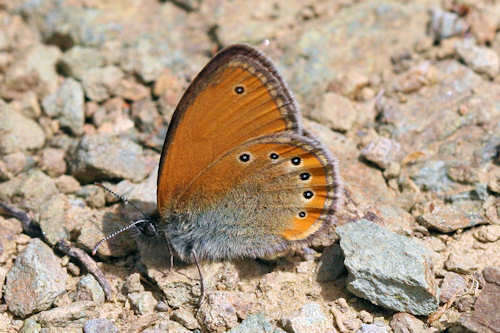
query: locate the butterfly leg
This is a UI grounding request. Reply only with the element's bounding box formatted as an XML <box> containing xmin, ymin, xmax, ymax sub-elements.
<box><xmin>191</xmin><ymin>249</ymin><xmax>205</xmax><ymax>308</ymax></box>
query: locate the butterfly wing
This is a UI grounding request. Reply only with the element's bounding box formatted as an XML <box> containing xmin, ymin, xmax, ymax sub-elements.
<box><xmin>164</xmin><ymin>133</ymin><xmax>341</xmax><ymax>260</ymax></box>
<box><xmin>157</xmin><ymin>45</ymin><xmax>302</xmax><ymax>212</ymax></box>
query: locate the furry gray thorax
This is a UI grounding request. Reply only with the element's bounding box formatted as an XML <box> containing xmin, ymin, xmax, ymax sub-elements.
<box><xmin>142</xmin><ymin>187</ymin><xmax>290</xmax><ymax>263</ymax></box>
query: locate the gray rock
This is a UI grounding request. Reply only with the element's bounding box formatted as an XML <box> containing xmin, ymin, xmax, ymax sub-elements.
<box><xmin>337</xmin><ymin>219</ymin><xmax>439</xmax><ymax>315</ymax></box>
<box><xmin>357</xmin><ymin>322</ymin><xmax>388</xmax><ymax>333</ymax></box>
<box><xmin>59</xmin><ymin>46</ymin><xmax>106</xmax><ymax>80</ymax></box>
<box><xmin>22</xmin><ymin>44</ymin><xmax>61</xmax><ymax>96</ymax></box>
<box><xmin>84</xmin><ymin>318</ymin><xmax>118</xmax><ymax>333</ymax></box>
<box><xmin>20</xmin><ymin>318</ymin><xmax>41</xmax><ymax>333</ymax></box>
<box><xmin>120</xmin><ymin>37</ymin><xmax>167</xmax><ymax>83</ymax></box>
<box><xmin>0</xmin><ymin>169</ymin><xmax>59</xmax><ymax>212</ymax></box>
<box><xmin>390</xmin><ymin>313</ymin><xmax>430</xmax><ymax>333</ymax></box>
<box><xmin>128</xmin><ymin>291</ymin><xmax>157</xmax><ymax>315</ymax></box>
<box><xmin>456</xmin><ymin>39</ymin><xmax>499</xmax><ymax>79</ymax></box>
<box><xmin>123</xmin><ymin>272</ymin><xmax>144</xmax><ymax>294</ymax></box>
<box><xmin>143</xmin><ymin>320</ymin><xmax>190</xmax><ymax>333</ymax></box>
<box><xmin>70</xmin><ymin>134</ymin><xmax>148</xmax><ymax>183</ymax></box>
<box><xmin>76</xmin><ymin>274</ymin><xmax>105</xmax><ymax>304</ymax></box>
<box><xmin>228</xmin><ymin>313</ymin><xmax>279</xmax><ymax>333</ymax></box>
<box><xmin>5</xmin><ymin>239</ymin><xmax>68</xmax><ymax>317</ymax></box>
<box><xmin>445</xmin><ymin>252</ymin><xmax>480</xmax><ymax>274</ymax></box>
<box><xmin>17</xmin><ymin>2</ymin><xmax>121</xmax><ymax>48</ymax></box>
<box><xmin>0</xmin><ymin>105</ymin><xmax>45</xmax><ymax>154</ymax></box>
<box><xmin>81</xmin><ymin>66</ymin><xmax>124</xmax><ymax>102</ymax></box>
<box><xmin>410</xmin><ymin>160</ymin><xmax>453</xmax><ymax>193</ymax></box>
<box><xmin>42</xmin><ymin>78</ymin><xmax>85</xmax><ymax>135</ymax></box>
<box><xmin>361</xmin><ymin>137</ymin><xmax>402</xmax><ymax>170</ymax></box>
<box><xmin>428</xmin><ymin>8</ymin><xmax>468</xmax><ymax>42</ymax></box>
<box><xmin>281</xmin><ymin>302</ymin><xmax>334</xmax><ymax>333</ymax></box>
<box><xmin>317</xmin><ymin>243</ymin><xmax>346</xmax><ymax>282</ymax></box>
<box><xmin>39</xmin><ymin>193</ymin><xmax>69</xmax><ymax>245</ymax></box>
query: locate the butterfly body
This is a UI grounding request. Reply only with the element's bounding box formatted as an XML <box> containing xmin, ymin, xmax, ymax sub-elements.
<box><xmin>136</xmin><ymin>44</ymin><xmax>342</xmax><ymax>264</ymax></box>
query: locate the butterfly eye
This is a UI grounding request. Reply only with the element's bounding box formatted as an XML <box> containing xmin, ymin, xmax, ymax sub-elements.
<box><xmin>234</xmin><ymin>85</ymin><xmax>245</xmax><ymax>95</ymax></box>
<box><xmin>298</xmin><ymin>211</ymin><xmax>307</xmax><ymax>218</ymax></box>
<box><xmin>269</xmin><ymin>152</ymin><xmax>279</xmax><ymax>160</ymax></box>
<box><xmin>303</xmin><ymin>190</ymin><xmax>314</xmax><ymax>199</ymax></box>
<box><xmin>299</xmin><ymin>172</ymin><xmax>310</xmax><ymax>181</ymax></box>
<box><xmin>239</xmin><ymin>153</ymin><xmax>251</xmax><ymax>162</ymax></box>
<box><xmin>291</xmin><ymin>157</ymin><xmax>301</xmax><ymax>166</ymax></box>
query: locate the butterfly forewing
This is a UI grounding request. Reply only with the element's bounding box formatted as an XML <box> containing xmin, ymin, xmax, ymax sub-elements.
<box><xmin>157</xmin><ymin>45</ymin><xmax>302</xmax><ymax>213</ymax></box>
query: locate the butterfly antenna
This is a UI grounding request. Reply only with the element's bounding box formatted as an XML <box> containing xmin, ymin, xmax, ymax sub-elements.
<box><xmin>95</xmin><ymin>183</ymin><xmax>148</xmax><ymax>220</ymax></box>
<box><xmin>92</xmin><ymin>218</ymin><xmax>149</xmax><ymax>255</ymax></box>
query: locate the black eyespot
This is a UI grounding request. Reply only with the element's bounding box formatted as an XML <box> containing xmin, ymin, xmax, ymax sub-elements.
<box><xmin>303</xmin><ymin>190</ymin><xmax>314</xmax><ymax>199</ymax></box>
<box><xmin>298</xmin><ymin>211</ymin><xmax>306</xmax><ymax>218</ymax></box>
<box><xmin>239</xmin><ymin>153</ymin><xmax>250</xmax><ymax>162</ymax></box>
<box><xmin>300</xmin><ymin>172</ymin><xmax>310</xmax><ymax>181</ymax></box>
<box><xmin>234</xmin><ymin>85</ymin><xmax>245</xmax><ymax>94</ymax></box>
<box><xmin>269</xmin><ymin>152</ymin><xmax>279</xmax><ymax>160</ymax></box>
<box><xmin>291</xmin><ymin>157</ymin><xmax>301</xmax><ymax>165</ymax></box>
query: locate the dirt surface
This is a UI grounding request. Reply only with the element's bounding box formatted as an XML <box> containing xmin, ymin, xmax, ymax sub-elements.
<box><xmin>0</xmin><ymin>0</ymin><xmax>499</xmax><ymax>332</ymax></box>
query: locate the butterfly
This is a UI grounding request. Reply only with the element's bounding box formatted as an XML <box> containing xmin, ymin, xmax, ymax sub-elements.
<box><xmin>95</xmin><ymin>44</ymin><xmax>342</xmax><ymax>301</ymax></box>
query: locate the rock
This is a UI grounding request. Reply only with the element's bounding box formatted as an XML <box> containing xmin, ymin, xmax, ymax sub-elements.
<box><xmin>337</xmin><ymin>219</ymin><xmax>439</xmax><ymax>315</ymax></box>
<box><xmin>445</xmin><ymin>252</ymin><xmax>480</xmax><ymax>274</ymax></box>
<box><xmin>311</xmin><ymin>92</ymin><xmax>357</xmax><ymax>132</ymax></box>
<box><xmin>390</xmin><ymin>313</ymin><xmax>430</xmax><ymax>333</ymax></box>
<box><xmin>11</xmin><ymin>91</ymin><xmax>42</xmax><ymax>119</ymax></box>
<box><xmin>487</xmin><ymin>167</ymin><xmax>500</xmax><ymax>194</ymax></box>
<box><xmin>70</xmin><ymin>134</ymin><xmax>148</xmax><ymax>183</ymax></box>
<box><xmin>440</xmin><ymin>272</ymin><xmax>467</xmax><ymax>304</ymax></box>
<box><xmin>40</xmin><ymin>147</ymin><xmax>67</xmax><ymax>177</ymax></box>
<box><xmin>317</xmin><ymin>243</ymin><xmax>346</xmax><ymax>282</ymax></box>
<box><xmin>55</xmin><ymin>175</ymin><xmax>81</xmax><ymax>194</ymax></box>
<box><xmin>281</xmin><ymin>303</ymin><xmax>334</xmax><ymax>333</ymax></box>
<box><xmin>198</xmin><ymin>291</ymin><xmax>239</xmax><ymax>332</ymax></box>
<box><xmin>458</xmin><ymin>267</ymin><xmax>500</xmax><ymax>333</ymax></box>
<box><xmin>4</xmin><ymin>239</ymin><xmax>68</xmax><ymax>317</ymax></box>
<box><xmin>428</xmin><ymin>8</ymin><xmax>468</xmax><ymax>42</ymax></box>
<box><xmin>417</xmin><ymin>200</ymin><xmax>484</xmax><ymax>233</ymax></box>
<box><xmin>76</xmin><ymin>184</ymin><xmax>106</xmax><ymax>208</ymax></box>
<box><xmin>115</xmin><ymin>78</ymin><xmax>150</xmax><ymax>101</ymax></box>
<box><xmin>2</xmin><ymin>152</ymin><xmax>33</xmax><ymax>176</ymax></box>
<box><xmin>0</xmin><ymin>169</ymin><xmax>59</xmax><ymax>212</ymax></box>
<box><xmin>123</xmin><ymin>272</ymin><xmax>145</xmax><ymax>294</ymax></box>
<box><xmin>42</xmin><ymin>78</ymin><xmax>85</xmax><ymax>135</ymax></box>
<box><xmin>128</xmin><ymin>291</ymin><xmax>157</xmax><ymax>315</ymax></box>
<box><xmin>39</xmin><ymin>193</ymin><xmax>69</xmax><ymax>245</ymax></box>
<box><xmin>456</xmin><ymin>39</ymin><xmax>499</xmax><ymax>79</ymax></box>
<box><xmin>75</xmin><ymin>207</ymin><xmax>137</xmax><ymax>257</ymax></box>
<box><xmin>1</xmin><ymin>44</ymin><xmax>61</xmax><ymax>99</ymax></box>
<box><xmin>473</xmin><ymin>225</ymin><xmax>500</xmax><ymax>243</ymax></box>
<box><xmin>81</xmin><ymin>66</ymin><xmax>124</xmax><ymax>102</ymax></box>
<box><xmin>20</xmin><ymin>318</ymin><xmax>41</xmax><ymax>333</ymax></box>
<box><xmin>58</xmin><ymin>46</ymin><xmax>106</xmax><ymax>80</ymax></box>
<box><xmin>0</xmin><ymin>217</ymin><xmax>23</xmax><ymax>264</ymax></box>
<box><xmin>171</xmin><ymin>308</ymin><xmax>200</xmax><ymax>330</ymax></box>
<box><xmin>360</xmin><ymin>137</ymin><xmax>402</xmax><ymax>170</ymax></box>
<box><xmin>228</xmin><ymin>313</ymin><xmax>280</xmax><ymax>333</ymax></box>
<box><xmin>0</xmin><ymin>266</ymin><xmax>7</xmax><ymax>300</ymax></box>
<box><xmin>144</xmin><ymin>319</ymin><xmax>191</xmax><ymax>333</ymax></box>
<box><xmin>0</xmin><ymin>105</ymin><xmax>45</xmax><ymax>154</ymax></box>
<box><xmin>329</xmin><ymin>71</ymin><xmax>370</xmax><ymax>100</ymax></box>
<box><xmin>120</xmin><ymin>37</ymin><xmax>166</xmax><ymax>83</ymax></box>
<box><xmin>76</xmin><ymin>274</ymin><xmax>105</xmax><ymax>304</ymax></box>
<box><xmin>84</xmin><ymin>318</ymin><xmax>119</xmax><ymax>333</ymax></box>
<box><xmin>357</xmin><ymin>322</ymin><xmax>388</xmax><ymax>333</ymax></box>
<box><xmin>410</xmin><ymin>160</ymin><xmax>453</xmax><ymax>193</ymax></box>
<box><xmin>32</xmin><ymin>301</ymin><xmax>96</xmax><ymax>327</ymax></box>
<box><xmin>131</xmin><ymin>98</ymin><xmax>160</xmax><ymax>133</ymax></box>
